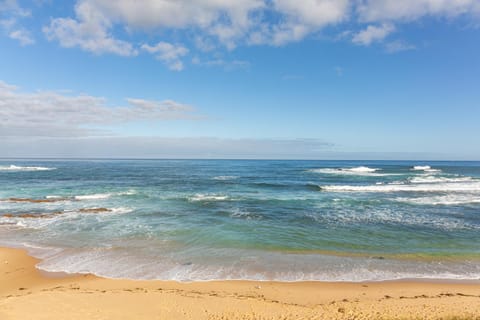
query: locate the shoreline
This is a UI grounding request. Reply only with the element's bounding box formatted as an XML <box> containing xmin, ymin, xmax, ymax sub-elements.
<box><xmin>5</xmin><ymin>239</ymin><xmax>480</xmax><ymax>284</ymax></box>
<box><xmin>1</xmin><ymin>246</ymin><xmax>479</xmax><ymax>319</ymax></box>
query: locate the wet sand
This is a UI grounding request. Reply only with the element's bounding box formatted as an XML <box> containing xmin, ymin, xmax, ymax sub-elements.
<box><xmin>1</xmin><ymin>247</ymin><xmax>479</xmax><ymax>319</ymax></box>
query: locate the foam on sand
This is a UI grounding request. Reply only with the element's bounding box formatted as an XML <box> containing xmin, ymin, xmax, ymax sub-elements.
<box><xmin>2</xmin><ymin>246</ymin><xmax>480</xmax><ymax>320</ymax></box>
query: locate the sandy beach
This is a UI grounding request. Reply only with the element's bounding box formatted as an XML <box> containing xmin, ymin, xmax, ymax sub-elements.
<box><xmin>0</xmin><ymin>247</ymin><xmax>478</xmax><ymax>319</ymax></box>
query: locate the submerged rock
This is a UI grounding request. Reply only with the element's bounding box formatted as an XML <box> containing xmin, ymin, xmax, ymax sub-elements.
<box><xmin>2</xmin><ymin>211</ymin><xmax>63</xmax><ymax>218</ymax></box>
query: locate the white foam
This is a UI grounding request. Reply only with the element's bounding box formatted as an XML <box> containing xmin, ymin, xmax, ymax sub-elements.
<box><xmin>409</xmin><ymin>175</ymin><xmax>473</xmax><ymax>184</ymax></box>
<box><xmin>0</xmin><ymin>165</ymin><xmax>55</xmax><ymax>171</ymax></box>
<box><xmin>0</xmin><ymin>207</ymin><xmax>133</xmax><ymax>230</ymax></box>
<box><xmin>188</xmin><ymin>194</ymin><xmax>229</xmax><ymax>202</ymax></box>
<box><xmin>413</xmin><ymin>165</ymin><xmax>431</xmax><ymax>170</ymax></box>
<box><xmin>73</xmin><ymin>190</ymin><xmax>136</xmax><ymax>200</ymax></box>
<box><xmin>75</xmin><ymin>193</ymin><xmax>112</xmax><ymax>200</ymax></box>
<box><xmin>0</xmin><ymin>214</ymin><xmax>64</xmax><ymax>229</ymax></box>
<box><xmin>29</xmin><ymin>248</ymin><xmax>480</xmax><ymax>282</ymax></box>
<box><xmin>108</xmin><ymin>207</ymin><xmax>133</xmax><ymax>214</ymax></box>
<box><xmin>321</xmin><ymin>181</ymin><xmax>480</xmax><ymax>192</ymax></box>
<box><xmin>346</xmin><ymin>166</ymin><xmax>378</xmax><ymax>173</ymax></box>
<box><xmin>213</xmin><ymin>176</ymin><xmax>238</xmax><ymax>181</ymax></box>
<box><xmin>230</xmin><ymin>208</ymin><xmax>255</xmax><ymax>219</ymax></box>
<box><xmin>46</xmin><ymin>195</ymin><xmax>64</xmax><ymax>199</ymax></box>
<box><xmin>412</xmin><ymin>165</ymin><xmax>441</xmax><ymax>173</ymax></box>
<box><xmin>310</xmin><ymin>166</ymin><xmax>396</xmax><ymax>176</ymax></box>
<box><xmin>396</xmin><ymin>195</ymin><xmax>480</xmax><ymax>205</ymax></box>
<box><xmin>119</xmin><ymin>190</ymin><xmax>137</xmax><ymax>196</ymax></box>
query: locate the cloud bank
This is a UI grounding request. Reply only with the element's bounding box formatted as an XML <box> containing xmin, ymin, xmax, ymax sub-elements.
<box><xmin>0</xmin><ymin>80</ymin><xmax>334</xmax><ymax>159</ymax></box>
<box><xmin>0</xmin><ymin>80</ymin><xmax>198</xmax><ymax>137</ymax></box>
<box><xmin>0</xmin><ymin>136</ymin><xmax>334</xmax><ymax>159</ymax></box>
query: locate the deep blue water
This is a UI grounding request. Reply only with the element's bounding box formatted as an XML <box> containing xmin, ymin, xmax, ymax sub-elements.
<box><xmin>0</xmin><ymin>160</ymin><xmax>479</xmax><ymax>281</ymax></box>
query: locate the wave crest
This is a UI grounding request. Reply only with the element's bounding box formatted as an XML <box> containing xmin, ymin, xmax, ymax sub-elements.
<box><xmin>412</xmin><ymin>165</ymin><xmax>441</xmax><ymax>173</ymax></box>
<box><xmin>310</xmin><ymin>166</ymin><xmax>392</xmax><ymax>176</ymax></box>
<box><xmin>0</xmin><ymin>165</ymin><xmax>55</xmax><ymax>172</ymax></box>
<box><xmin>188</xmin><ymin>194</ymin><xmax>229</xmax><ymax>202</ymax></box>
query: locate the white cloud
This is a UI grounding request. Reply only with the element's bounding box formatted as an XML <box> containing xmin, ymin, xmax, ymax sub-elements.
<box><xmin>274</xmin><ymin>0</ymin><xmax>349</xmax><ymax>27</ymax></box>
<box><xmin>0</xmin><ymin>0</ymin><xmax>34</xmax><ymax>45</ymax></box>
<box><xmin>0</xmin><ymin>0</ymin><xmax>30</xmax><ymax>17</ymax></box>
<box><xmin>8</xmin><ymin>28</ymin><xmax>34</xmax><ymax>45</ymax></box>
<box><xmin>30</xmin><ymin>0</ymin><xmax>480</xmax><ymax>59</ymax></box>
<box><xmin>126</xmin><ymin>98</ymin><xmax>194</xmax><ymax>113</ymax></box>
<box><xmin>357</xmin><ymin>0</ymin><xmax>480</xmax><ymax>22</ymax></box>
<box><xmin>141</xmin><ymin>42</ymin><xmax>189</xmax><ymax>71</ymax></box>
<box><xmin>44</xmin><ymin>0</ymin><xmax>352</xmax><ymax>54</ymax></box>
<box><xmin>43</xmin><ymin>1</ymin><xmax>137</xmax><ymax>56</ymax></box>
<box><xmin>0</xmin><ymin>80</ymin><xmax>198</xmax><ymax>137</ymax></box>
<box><xmin>352</xmin><ymin>23</ymin><xmax>395</xmax><ymax>46</ymax></box>
<box><xmin>45</xmin><ymin>0</ymin><xmax>266</xmax><ymax>53</ymax></box>
<box><xmin>247</xmin><ymin>0</ymin><xmax>350</xmax><ymax>46</ymax></box>
<box><xmin>87</xmin><ymin>0</ymin><xmax>264</xmax><ymax>30</ymax></box>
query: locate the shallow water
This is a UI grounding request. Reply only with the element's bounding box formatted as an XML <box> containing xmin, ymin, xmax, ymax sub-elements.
<box><xmin>0</xmin><ymin>159</ymin><xmax>479</xmax><ymax>281</ymax></box>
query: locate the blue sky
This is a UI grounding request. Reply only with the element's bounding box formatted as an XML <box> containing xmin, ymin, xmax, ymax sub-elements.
<box><xmin>1</xmin><ymin>0</ymin><xmax>479</xmax><ymax>159</ymax></box>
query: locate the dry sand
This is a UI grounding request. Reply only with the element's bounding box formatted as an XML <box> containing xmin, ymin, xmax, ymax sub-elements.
<box><xmin>0</xmin><ymin>247</ymin><xmax>479</xmax><ymax>320</ymax></box>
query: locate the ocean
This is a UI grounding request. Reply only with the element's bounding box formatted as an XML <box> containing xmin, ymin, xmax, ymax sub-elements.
<box><xmin>0</xmin><ymin>159</ymin><xmax>479</xmax><ymax>282</ymax></box>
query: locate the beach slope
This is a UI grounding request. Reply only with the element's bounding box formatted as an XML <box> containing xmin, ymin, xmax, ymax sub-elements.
<box><xmin>1</xmin><ymin>247</ymin><xmax>479</xmax><ymax>320</ymax></box>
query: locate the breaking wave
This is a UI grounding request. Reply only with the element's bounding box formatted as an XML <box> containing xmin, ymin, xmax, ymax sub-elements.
<box><xmin>73</xmin><ymin>190</ymin><xmax>136</xmax><ymax>200</ymax></box>
<box><xmin>395</xmin><ymin>195</ymin><xmax>480</xmax><ymax>206</ymax></box>
<box><xmin>310</xmin><ymin>166</ymin><xmax>391</xmax><ymax>176</ymax></box>
<box><xmin>74</xmin><ymin>193</ymin><xmax>112</xmax><ymax>200</ymax></box>
<box><xmin>321</xmin><ymin>181</ymin><xmax>480</xmax><ymax>192</ymax></box>
<box><xmin>0</xmin><ymin>165</ymin><xmax>55</xmax><ymax>172</ymax></box>
<box><xmin>412</xmin><ymin>165</ymin><xmax>441</xmax><ymax>173</ymax></box>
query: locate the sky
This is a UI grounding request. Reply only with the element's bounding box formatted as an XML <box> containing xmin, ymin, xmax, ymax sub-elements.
<box><xmin>1</xmin><ymin>0</ymin><xmax>479</xmax><ymax>159</ymax></box>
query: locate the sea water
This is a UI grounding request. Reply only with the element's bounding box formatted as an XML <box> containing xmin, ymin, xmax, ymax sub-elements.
<box><xmin>0</xmin><ymin>160</ymin><xmax>479</xmax><ymax>281</ymax></box>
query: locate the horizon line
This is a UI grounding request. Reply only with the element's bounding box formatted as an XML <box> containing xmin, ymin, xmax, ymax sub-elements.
<box><xmin>1</xmin><ymin>157</ymin><xmax>479</xmax><ymax>162</ymax></box>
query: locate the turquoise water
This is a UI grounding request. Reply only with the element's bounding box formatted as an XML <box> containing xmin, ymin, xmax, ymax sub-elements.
<box><xmin>0</xmin><ymin>160</ymin><xmax>479</xmax><ymax>281</ymax></box>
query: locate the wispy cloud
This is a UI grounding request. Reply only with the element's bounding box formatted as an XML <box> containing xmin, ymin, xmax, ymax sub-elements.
<box><xmin>141</xmin><ymin>42</ymin><xmax>189</xmax><ymax>71</ymax></box>
<box><xmin>43</xmin><ymin>1</ymin><xmax>137</xmax><ymax>56</ymax></box>
<box><xmin>192</xmin><ymin>56</ymin><xmax>250</xmax><ymax>71</ymax></box>
<box><xmin>357</xmin><ymin>0</ymin><xmax>480</xmax><ymax>22</ymax></box>
<box><xmin>352</xmin><ymin>23</ymin><xmax>395</xmax><ymax>46</ymax></box>
<box><xmin>0</xmin><ymin>0</ymin><xmax>34</xmax><ymax>45</ymax></box>
<box><xmin>0</xmin><ymin>80</ymin><xmax>199</xmax><ymax>138</ymax></box>
<box><xmin>8</xmin><ymin>28</ymin><xmax>34</xmax><ymax>45</ymax></box>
